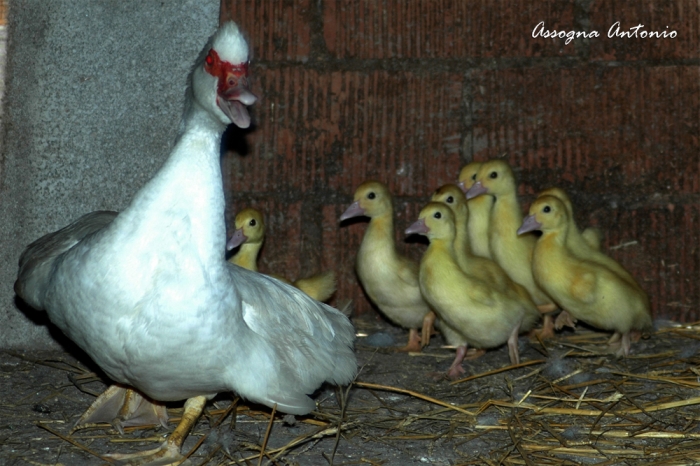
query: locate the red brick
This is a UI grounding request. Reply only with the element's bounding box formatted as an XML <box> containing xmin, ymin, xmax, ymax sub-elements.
<box><xmin>221</xmin><ymin>0</ymin><xmax>311</xmax><ymax>61</ymax></box>
<box><xmin>590</xmin><ymin>1</ymin><xmax>700</xmax><ymax>61</ymax></box>
<box><xmin>467</xmin><ymin>66</ymin><xmax>700</xmax><ymax>196</ymax></box>
<box><xmin>323</xmin><ymin>0</ymin><xmax>577</xmax><ymax>59</ymax></box>
<box><xmin>230</xmin><ymin>68</ymin><xmax>464</xmax><ymax>197</ymax></box>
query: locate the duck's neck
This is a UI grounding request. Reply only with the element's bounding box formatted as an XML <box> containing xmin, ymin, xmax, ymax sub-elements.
<box><xmin>120</xmin><ymin>101</ymin><xmax>228</xmax><ymax>264</ymax></box>
<box><xmin>452</xmin><ymin>206</ymin><xmax>472</xmax><ymax>256</ymax></box>
<box><xmin>231</xmin><ymin>242</ymin><xmax>261</xmax><ymax>271</ymax></box>
<box><xmin>362</xmin><ymin>213</ymin><xmax>398</xmax><ymax>257</ymax></box>
<box><xmin>491</xmin><ymin>192</ymin><xmax>523</xmax><ymax>235</ymax></box>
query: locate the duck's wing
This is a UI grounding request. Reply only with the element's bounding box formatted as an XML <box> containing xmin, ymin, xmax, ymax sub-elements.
<box><xmin>15</xmin><ymin>211</ymin><xmax>118</xmax><ymax>310</ymax></box>
<box><xmin>225</xmin><ymin>264</ymin><xmax>357</xmax><ymax>414</ymax></box>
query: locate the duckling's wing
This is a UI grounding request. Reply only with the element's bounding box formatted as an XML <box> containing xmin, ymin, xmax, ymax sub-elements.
<box><xmin>395</xmin><ymin>255</ymin><xmax>421</xmax><ymax>287</ymax></box>
<box><xmin>15</xmin><ymin>211</ymin><xmax>118</xmax><ymax>310</ymax></box>
<box><xmin>569</xmin><ymin>268</ymin><xmax>597</xmax><ymax>304</ymax></box>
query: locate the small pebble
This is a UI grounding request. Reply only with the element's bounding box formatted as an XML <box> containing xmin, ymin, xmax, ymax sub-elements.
<box><xmin>363</xmin><ymin>332</ymin><xmax>395</xmax><ymax>347</ymax></box>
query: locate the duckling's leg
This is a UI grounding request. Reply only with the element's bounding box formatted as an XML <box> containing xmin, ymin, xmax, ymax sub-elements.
<box><xmin>421</xmin><ymin>311</ymin><xmax>437</xmax><ymax>347</ymax></box>
<box><xmin>447</xmin><ymin>345</ymin><xmax>468</xmax><ymax>379</ymax></box>
<box><xmin>73</xmin><ymin>385</ymin><xmax>168</xmax><ymax>435</ymax></box>
<box><xmin>507</xmin><ymin>324</ymin><xmax>522</xmax><ymax>365</ymax></box>
<box><xmin>105</xmin><ymin>395</ymin><xmax>207</xmax><ymax>466</ymax></box>
<box><xmin>397</xmin><ymin>328</ymin><xmax>423</xmax><ymax>352</ymax></box>
<box><xmin>533</xmin><ymin>314</ymin><xmax>556</xmax><ymax>340</ymax></box>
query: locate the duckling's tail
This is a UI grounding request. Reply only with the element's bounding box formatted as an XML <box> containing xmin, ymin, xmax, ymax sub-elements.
<box><xmin>294</xmin><ymin>271</ymin><xmax>337</xmax><ymax>302</ymax></box>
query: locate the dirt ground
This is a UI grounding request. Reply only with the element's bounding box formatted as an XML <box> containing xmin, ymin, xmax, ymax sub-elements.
<box><xmin>2</xmin><ymin>315</ymin><xmax>700</xmax><ymax>466</ymax></box>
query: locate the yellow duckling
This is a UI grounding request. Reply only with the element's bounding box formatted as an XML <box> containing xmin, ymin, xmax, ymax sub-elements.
<box><xmin>457</xmin><ymin>162</ymin><xmax>493</xmax><ymax>259</ymax></box>
<box><xmin>518</xmin><ymin>196</ymin><xmax>652</xmax><ymax>356</ymax></box>
<box><xmin>538</xmin><ymin>187</ymin><xmax>602</xmax><ymax>252</ymax></box>
<box><xmin>465</xmin><ymin>160</ymin><xmax>558</xmax><ymax>337</ymax></box>
<box><xmin>431</xmin><ymin>184</ymin><xmax>514</xmax><ymax>293</ymax></box>
<box><xmin>340</xmin><ymin>181</ymin><xmax>433</xmax><ymax>352</ymax></box>
<box><xmin>227</xmin><ymin>208</ymin><xmax>336</xmax><ymax>302</ymax></box>
<box><xmin>407</xmin><ymin>203</ymin><xmax>540</xmax><ymax>378</ymax></box>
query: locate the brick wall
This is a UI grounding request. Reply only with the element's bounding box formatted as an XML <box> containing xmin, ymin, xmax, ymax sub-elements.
<box><xmin>220</xmin><ymin>1</ymin><xmax>700</xmax><ymax>322</ymax></box>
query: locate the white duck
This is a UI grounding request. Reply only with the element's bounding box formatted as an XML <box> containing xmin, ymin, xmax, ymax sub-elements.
<box><xmin>15</xmin><ymin>21</ymin><xmax>356</xmax><ymax>465</ymax></box>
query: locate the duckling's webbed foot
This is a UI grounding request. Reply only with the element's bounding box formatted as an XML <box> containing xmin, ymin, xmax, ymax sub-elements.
<box><xmin>554</xmin><ymin>311</ymin><xmax>577</xmax><ymax>330</ymax></box>
<box><xmin>447</xmin><ymin>345</ymin><xmax>468</xmax><ymax>379</ymax></box>
<box><xmin>396</xmin><ymin>328</ymin><xmax>423</xmax><ymax>352</ymax></box>
<box><xmin>73</xmin><ymin>385</ymin><xmax>168</xmax><ymax>435</ymax></box>
<box><xmin>609</xmin><ymin>332</ymin><xmax>632</xmax><ymax>358</ymax></box>
<box><xmin>105</xmin><ymin>396</ymin><xmax>207</xmax><ymax>466</ymax></box>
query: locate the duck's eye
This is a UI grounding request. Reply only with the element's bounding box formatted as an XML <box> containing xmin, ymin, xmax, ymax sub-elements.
<box><xmin>489</xmin><ymin>171</ymin><xmax>498</xmax><ymax>179</ymax></box>
<box><xmin>471</xmin><ymin>174</ymin><xmax>476</xmax><ymax>180</ymax></box>
<box><xmin>446</xmin><ymin>196</ymin><xmax>454</xmax><ymax>203</ymax></box>
<box><xmin>543</xmin><ymin>206</ymin><xmax>551</xmax><ymax>213</ymax></box>
<box><xmin>205</xmin><ymin>52</ymin><xmax>214</xmax><ymax>66</ymax></box>
<box><xmin>368</xmin><ymin>192</ymin><xmax>376</xmax><ymax>200</ymax></box>
<box><xmin>249</xmin><ymin>219</ymin><xmax>257</xmax><ymax>226</ymax></box>
<box><xmin>434</xmin><ymin>212</ymin><xmax>442</xmax><ymax>219</ymax></box>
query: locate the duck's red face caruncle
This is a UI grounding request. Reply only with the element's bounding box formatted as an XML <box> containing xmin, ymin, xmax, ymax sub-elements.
<box><xmin>204</xmin><ymin>48</ymin><xmax>257</xmax><ymax>128</ymax></box>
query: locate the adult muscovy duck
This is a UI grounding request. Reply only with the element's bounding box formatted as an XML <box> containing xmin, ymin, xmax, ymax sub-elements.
<box><xmin>15</xmin><ymin>21</ymin><xmax>356</xmax><ymax>464</ymax></box>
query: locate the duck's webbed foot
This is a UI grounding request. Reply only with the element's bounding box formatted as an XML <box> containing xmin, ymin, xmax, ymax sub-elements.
<box><xmin>105</xmin><ymin>396</ymin><xmax>207</xmax><ymax>466</ymax></box>
<box><xmin>73</xmin><ymin>385</ymin><xmax>168</xmax><ymax>435</ymax></box>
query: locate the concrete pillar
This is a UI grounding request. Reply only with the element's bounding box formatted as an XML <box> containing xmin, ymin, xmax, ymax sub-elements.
<box><xmin>0</xmin><ymin>1</ymin><xmax>218</xmax><ymax>348</ymax></box>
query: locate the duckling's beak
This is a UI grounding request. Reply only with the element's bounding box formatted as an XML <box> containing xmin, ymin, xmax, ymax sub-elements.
<box><xmin>340</xmin><ymin>201</ymin><xmax>366</xmax><ymax>221</ymax></box>
<box><xmin>457</xmin><ymin>181</ymin><xmax>468</xmax><ymax>193</ymax></box>
<box><xmin>465</xmin><ymin>181</ymin><xmax>487</xmax><ymax>200</ymax></box>
<box><xmin>226</xmin><ymin>228</ymin><xmax>248</xmax><ymax>250</ymax></box>
<box><xmin>405</xmin><ymin>218</ymin><xmax>429</xmax><ymax>236</ymax></box>
<box><xmin>517</xmin><ymin>215</ymin><xmax>542</xmax><ymax>235</ymax></box>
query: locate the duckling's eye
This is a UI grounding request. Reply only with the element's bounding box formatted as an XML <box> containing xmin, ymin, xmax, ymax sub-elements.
<box><xmin>434</xmin><ymin>212</ymin><xmax>442</xmax><ymax>219</ymax></box>
<box><xmin>471</xmin><ymin>174</ymin><xmax>476</xmax><ymax>180</ymax></box>
<box><xmin>543</xmin><ymin>206</ymin><xmax>551</xmax><ymax>213</ymax></box>
<box><xmin>446</xmin><ymin>196</ymin><xmax>454</xmax><ymax>203</ymax></box>
<box><xmin>249</xmin><ymin>219</ymin><xmax>257</xmax><ymax>226</ymax></box>
<box><xmin>368</xmin><ymin>192</ymin><xmax>376</xmax><ymax>200</ymax></box>
<box><xmin>489</xmin><ymin>171</ymin><xmax>498</xmax><ymax>179</ymax></box>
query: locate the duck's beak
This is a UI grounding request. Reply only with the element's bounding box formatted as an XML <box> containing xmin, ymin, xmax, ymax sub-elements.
<box><xmin>517</xmin><ymin>215</ymin><xmax>542</xmax><ymax>235</ymax></box>
<box><xmin>217</xmin><ymin>63</ymin><xmax>257</xmax><ymax>128</ymax></box>
<box><xmin>340</xmin><ymin>201</ymin><xmax>365</xmax><ymax>221</ymax></box>
<box><xmin>457</xmin><ymin>181</ymin><xmax>468</xmax><ymax>194</ymax></box>
<box><xmin>465</xmin><ymin>181</ymin><xmax>487</xmax><ymax>200</ymax></box>
<box><xmin>405</xmin><ymin>218</ymin><xmax>429</xmax><ymax>236</ymax></box>
<box><xmin>226</xmin><ymin>228</ymin><xmax>248</xmax><ymax>250</ymax></box>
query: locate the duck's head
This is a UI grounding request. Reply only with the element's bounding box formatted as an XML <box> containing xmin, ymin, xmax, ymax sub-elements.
<box><xmin>431</xmin><ymin>184</ymin><xmax>469</xmax><ymax>223</ymax></box>
<box><xmin>190</xmin><ymin>21</ymin><xmax>257</xmax><ymax>128</ymax></box>
<box><xmin>466</xmin><ymin>159</ymin><xmax>516</xmax><ymax>200</ymax></box>
<box><xmin>518</xmin><ymin>195</ymin><xmax>568</xmax><ymax>235</ymax></box>
<box><xmin>340</xmin><ymin>181</ymin><xmax>393</xmax><ymax>221</ymax></box>
<box><xmin>537</xmin><ymin>187</ymin><xmax>575</xmax><ymax>218</ymax></box>
<box><xmin>226</xmin><ymin>207</ymin><xmax>265</xmax><ymax>250</ymax></box>
<box><xmin>457</xmin><ymin>162</ymin><xmax>482</xmax><ymax>194</ymax></box>
<box><xmin>406</xmin><ymin>202</ymin><xmax>455</xmax><ymax>242</ymax></box>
